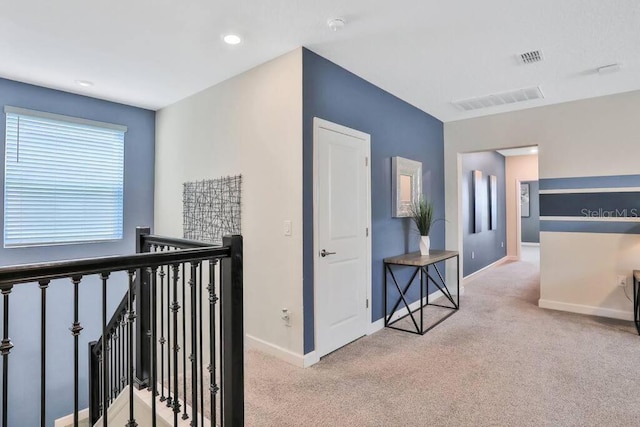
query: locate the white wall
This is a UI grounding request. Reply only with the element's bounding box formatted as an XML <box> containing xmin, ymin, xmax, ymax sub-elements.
<box><xmin>445</xmin><ymin>90</ymin><xmax>640</xmax><ymax>320</ymax></box>
<box><xmin>155</xmin><ymin>49</ymin><xmax>305</xmax><ymax>358</ymax></box>
<box><xmin>505</xmin><ymin>154</ymin><xmax>538</xmax><ymax>258</ymax></box>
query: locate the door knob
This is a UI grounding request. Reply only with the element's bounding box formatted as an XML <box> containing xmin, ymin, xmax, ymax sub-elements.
<box><xmin>320</xmin><ymin>249</ymin><xmax>336</xmax><ymax>257</ymax></box>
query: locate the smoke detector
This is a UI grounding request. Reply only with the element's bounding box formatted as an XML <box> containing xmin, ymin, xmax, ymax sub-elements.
<box><xmin>518</xmin><ymin>50</ymin><xmax>544</xmax><ymax>64</ymax></box>
<box><xmin>452</xmin><ymin>86</ymin><xmax>544</xmax><ymax>111</ymax></box>
<box><xmin>327</xmin><ymin>18</ymin><xmax>346</xmax><ymax>32</ymax></box>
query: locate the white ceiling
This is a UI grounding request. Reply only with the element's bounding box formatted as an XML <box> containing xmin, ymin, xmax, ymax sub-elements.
<box><xmin>2</xmin><ymin>1</ymin><xmax>639</xmax><ymax>122</ymax></box>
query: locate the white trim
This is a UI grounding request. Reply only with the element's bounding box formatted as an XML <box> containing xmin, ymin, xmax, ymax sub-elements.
<box><xmin>541</xmin><ymin>216</ymin><xmax>640</xmax><ymax>222</ymax></box>
<box><xmin>303</xmin><ymin>351</ymin><xmax>320</xmax><ymax>367</ymax></box>
<box><xmin>368</xmin><ymin>318</ymin><xmax>385</xmax><ymax>335</ymax></box>
<box><xmin>538</xmin><ymin>299</ymin><xmax>634</xmax><ymax>321</ymax></box>
<box><xmin>245</xmin><ymin>334</ymin><xmax>307</xmax><ymax>368</ymax></box>
<box><xmin>312</xmin><ymin>118</ymin><xmax>372</xmax><ymax>359</ymax></box>
<box><xmin>521</xmin><ymin>242</ymin><xmax>540</xmax><ymax>247</ymax></box>
<box><xmin>54</xmin><ymin>409</ymin><xmax>90</xmax><ymax>427</ymax></box>
<box><xmin>463</xmin><ymin>256</ymin><xmax>510</xmax><ymax>284</ymax></box>
<box><xmin>4</xmin><ymin>105</ymin><xmax>128</xmax><ymax>132</ymax></box>
<box><xmin>540</xmin><ymin>187</ymin><xmax>640</xmax><ymax>194</ymax></box>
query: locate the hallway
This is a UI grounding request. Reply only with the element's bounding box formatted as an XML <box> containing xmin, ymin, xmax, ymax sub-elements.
<box><xmin>244</xmin><ymin>259</ymin><xmax>639</xmax><ymax>426</ymax></box>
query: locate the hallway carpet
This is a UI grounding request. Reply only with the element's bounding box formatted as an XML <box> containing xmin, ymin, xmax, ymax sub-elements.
<box><xmin>244</xmin><ymin>259</ymin><xmax>640</xmax><ymax>426</ymax></box>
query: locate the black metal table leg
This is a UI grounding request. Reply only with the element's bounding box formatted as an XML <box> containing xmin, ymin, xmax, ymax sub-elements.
<box><xmin>384</xmin><ymin>251</ymin><xmax>461</xmax><ymax>335</ymax></box>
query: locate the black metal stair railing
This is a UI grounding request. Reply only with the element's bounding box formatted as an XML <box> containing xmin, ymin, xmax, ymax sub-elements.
<box><xmin>0</xmin><ymin>227</ymin><xmax>244</xmax><ymax>427</ymax></box>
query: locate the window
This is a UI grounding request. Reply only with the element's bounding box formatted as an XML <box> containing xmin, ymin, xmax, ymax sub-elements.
<box><xmin>3</xmin><ymin>106</ymin><xmax>126</xmax><ymax>247</ymax></box>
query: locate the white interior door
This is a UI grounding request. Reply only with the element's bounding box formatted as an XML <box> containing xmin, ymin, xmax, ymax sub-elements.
<box><xmin>314</xmin><ymin>118</ymin><xmax>371</xmax><ymax>358</ymax></box>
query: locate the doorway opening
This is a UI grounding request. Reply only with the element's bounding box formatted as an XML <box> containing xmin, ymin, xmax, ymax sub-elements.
<box><xmin>459</xmin><ymin>146</ymin><xmax>539</xmax><ymax>281</ymax></box>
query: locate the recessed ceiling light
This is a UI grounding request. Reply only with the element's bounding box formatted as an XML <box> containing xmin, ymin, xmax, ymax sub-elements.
<box><xmin>223</xmin><ymin>34</ymin><xmax>242</xmax><ymax>45</ymax></box>
<box><xmin>75</xmin><ymin>80</ymin><xmax>94</xmax><ymax>88</ymax></box>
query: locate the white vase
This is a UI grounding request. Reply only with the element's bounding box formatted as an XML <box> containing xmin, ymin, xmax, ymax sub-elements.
<box><xmin>419</xmin><ymin>235</ymin><xmax>430</xmax><ymax>255</ymax></box>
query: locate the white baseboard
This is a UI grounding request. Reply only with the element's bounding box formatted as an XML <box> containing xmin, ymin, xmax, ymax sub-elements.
<box><xmin>248</xmin><ymin>290</ymin><xmax>460</xmax><ymax>369</ymax></box>
<box><xmin>368</xmin><ymin>318</ymin><xmax>385</xmax><ymax>335</ymax></box>
<box><xmin>303</xmin><ymin>351</ymin><xmax>320</xmax><ymax>367</ymax></box>
<box><xmin>521</xmin><ymin>242</ymin><xmax>540</xmax><ymax>247</ymax></box>
<box><xmin>245</xmin><ymin>334</ymin><xmax>306</xmax><ymax>368</ymax></box>
<box><xmin>538</xmin><ymin>299</ymin><xmax>634</xmax><ymax>321</ymax></box>
<box><xmin>463</xmin><ymin>256</ymin><xmax>510</xmax><ymax>284</ymax></box>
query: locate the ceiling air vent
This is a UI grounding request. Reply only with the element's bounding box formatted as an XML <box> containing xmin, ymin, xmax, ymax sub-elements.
<box><xmin>452</xmin><ymin>86</ymin><xmax>544</xmax><ymax>111</ymax></box>
<box><xmin>519</xmin><ymin>50</ymin><xmax>543</xmax><ymax>64</ymax></box>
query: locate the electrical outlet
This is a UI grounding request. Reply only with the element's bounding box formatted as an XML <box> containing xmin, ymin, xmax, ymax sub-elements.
<box><xmin>283</xmin><ymin>220</ymin><xmax>292</xmax><ymax>236</ymax></box>
<box><xmin>281</xmin><ymin>308</ymin><xmax>291</xmax><ymax>326</ymax></box>
<box><xmin>617</xmin><ymin>275</ymin><xmax>627</xmax><ymax>288</ymax></box>
<box><xmin>471</xmin><ymin>251</ymin><xmax>475</xmax><ymax>259</ymax></box>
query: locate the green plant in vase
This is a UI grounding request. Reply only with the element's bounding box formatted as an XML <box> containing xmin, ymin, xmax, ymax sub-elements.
<box><xmin>409</xmin><ymin>197</ymin><xmax>434</xmax><ymax>255</ymax></box>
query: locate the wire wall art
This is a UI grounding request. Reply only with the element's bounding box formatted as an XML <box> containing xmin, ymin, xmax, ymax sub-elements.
<box><xmin>183</xmin><ymin>175</ymin><xmax>242</xmax><ymax>245</ymax></box>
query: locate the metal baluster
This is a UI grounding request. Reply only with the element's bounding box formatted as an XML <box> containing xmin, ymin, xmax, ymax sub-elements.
<box><xmin>110</xmin><ymin>333</ymin><xmax>114</xmax><ymax>403</ymax></box>
<box><xmin>171</xmin><ymin>264</ymin><xmax>181</xmax><ymax>424</ymax></box>
<box><xmin>159</xmin><ymin>247</ymin><xmax>166</xmax><ymax>402</ymax></box>
<box><xmin>181</xmin><ymin>263</ymin><xmax>189</xmax><ymax>421</ymax></box>
<box><xmin>126</xmin><ymin>270</ymin><xmax>138</xmax><ymax>427</ymax></box>
<box><xmin>150</xmin><ymin>267</ymin><xmax>159</xmax><ymax>427</ymax></box>
<box><xmin>218</xmin><ymin>259</ymin><xmax>225</xmax><ymax>425</ymax></box>
<box><xmin>39</xmin><ymin>280</ymin><xmax>49</xmax><ymax>427</ymax></box>
<box><xmin>116</xmin><ymin>320</ymin><xmax>121</xmax><ymax>395</ymax></box>
<box><xmin>100</xmin><ymin>273</ymin><xmax>109</xmax><ymax>426</ymax></box>
<box><xmin>112</xmin><ymin>331</ymin><xmax>117</xmax><ymax>403</ymax></box>
<box><xmin>166</xmin><ymin>252</ymin><xmax>173</xmax><ymax>408</ymax></box>
<box><xmin>198</xmin><ymin>265</ymin><xmax>204</xmax><ymax>427</ymax></box>
<box><xmin>70</xmin><ymin>276</ymin><xmax>84</xmax><ymax>427</ymax></box>
<box><xmin>120</xmin><ymin>317</ymin><xmax>124</xmax><ymax>393</ymax></box>
<box><xmin>190</xmin><ymin>262</ymin><xmax>200</xmax><ymax>426</ymax></box>
<box><xmin>1</xmin><ymin>286</ymin><xmax>14</xmax><ymax>427</ymax></box>
<box><xmin>208</xmin><ymin>260</ymin><xmax>219</xmax><ymax>424</ymax></box>
<box><xmin>123</xmin><ymin>316</ymin><xmax>128</xmax><ymax>392</ymax></box>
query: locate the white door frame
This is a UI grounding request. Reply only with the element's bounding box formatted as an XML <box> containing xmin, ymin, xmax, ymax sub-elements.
<box><xmin>312</xmin><ymin>117</ymin><xmax>372</xmax><ymax>360</ymax></box>
<box><xmin>515</xmin><ymin>178</ymin><xmax>523</xmax><ymax>260</ymax></box>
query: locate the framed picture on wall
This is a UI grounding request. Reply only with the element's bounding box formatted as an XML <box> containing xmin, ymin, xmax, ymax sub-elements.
<box><xmin>489</xmin><ymin>175</ymin><xmax>497</xmax><ymax>230</ymax></box>
<box><xmin>472</xmin><ymin>170</ymin><xmax>483</xmax><ymax>233</ymax></box>
<box><xmin>520</xmin><ymin>183</ymin><xmax>530</xmax><ymax>218</ymax></box>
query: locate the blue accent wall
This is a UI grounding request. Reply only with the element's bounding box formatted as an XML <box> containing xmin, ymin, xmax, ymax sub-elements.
<box><xmin>521</xmin><ymin>180</ymin><xmax>540</xmax><ymax>243</ymax></box>
<box><xmin>461</xmin><ymin>152</ymin><xmax>506</xmax><ymax>276</ymax></box>
<box><xmin>0</xmin><ymin>78</ymin><xmax>155</xmax><ymax>426</ymax></box>
<box><xmin>302</xmin><ymin>49</ymin><xmax>444</xmax><ymax>354</ymax></box>
<box><xmin>539</xmin><ymin>174</ymin><xmax>640</xmax><ymax>234</ymax></box>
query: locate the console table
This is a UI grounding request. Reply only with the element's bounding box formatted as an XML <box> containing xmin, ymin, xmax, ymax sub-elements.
<box><xmin>383</xmin><ymin>250</ymin><xmax>459</xmax><ymax>335</ymax></box>
<box><xmin>634</xmin><ymin>271</ymin><xmax>640</xmax><ymax>335</ymax></box>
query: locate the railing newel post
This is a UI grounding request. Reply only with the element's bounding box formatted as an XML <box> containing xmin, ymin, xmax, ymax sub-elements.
<box><xmin>135</xmin><ymin>226</ymin><xmax>152</xmax><ymax>389</ymax></box>
<box><xmin>221</xmin><ymin>235</ymin><xmax>244</xmax><ymax>427</ymax></box>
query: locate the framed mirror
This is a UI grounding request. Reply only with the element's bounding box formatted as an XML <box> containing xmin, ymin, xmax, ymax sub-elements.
<box><xmin>392</xmin><ymin>156</ymin><xmax>422</xmax><ymax>217</ymax></box>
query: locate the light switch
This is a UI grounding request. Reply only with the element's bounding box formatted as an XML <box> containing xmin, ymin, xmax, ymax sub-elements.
<box><xmin>283</xmin><ymin>220</ymin><xmax>292</xmax><ymax>236</ymax></box>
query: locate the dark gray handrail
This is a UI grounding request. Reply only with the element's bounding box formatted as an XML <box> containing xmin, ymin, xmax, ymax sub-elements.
<box><xmin>0</xmin><ymin>246</ymin><xmax>228</xmax><ymax>287</ymax></box>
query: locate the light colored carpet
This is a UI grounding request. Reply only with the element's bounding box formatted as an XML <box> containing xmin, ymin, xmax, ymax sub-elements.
<box><xmin>244</xmin><ymin>259</ymin><xmax>640</xmax><ymax>426</ymax></box>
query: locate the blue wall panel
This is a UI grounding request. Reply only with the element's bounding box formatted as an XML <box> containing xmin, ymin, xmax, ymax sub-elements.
<box><xmin>540</xmin><ymin>175</ymin><xmax>640</xmax><ymax>235</ymax></box>
<box><xmin>0</xmin><ymin>78</ymin><xmax>155</xmax><ymax>425</ymax></box>
<box><xmin>302</xmin><ymin>49</ymin><xmax>444</xmax><ymax>354</ymax></box>
<box><xmin>461</xmin><ymin>152</ymin><xmax>507</xmax><ymax>276</ymax></box>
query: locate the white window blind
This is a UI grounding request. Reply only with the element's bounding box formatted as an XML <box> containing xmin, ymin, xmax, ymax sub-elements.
<box><xmin>3</xmin><ymin>106</ymin><xmax>126</xmax><ymax>247</ymax></box>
